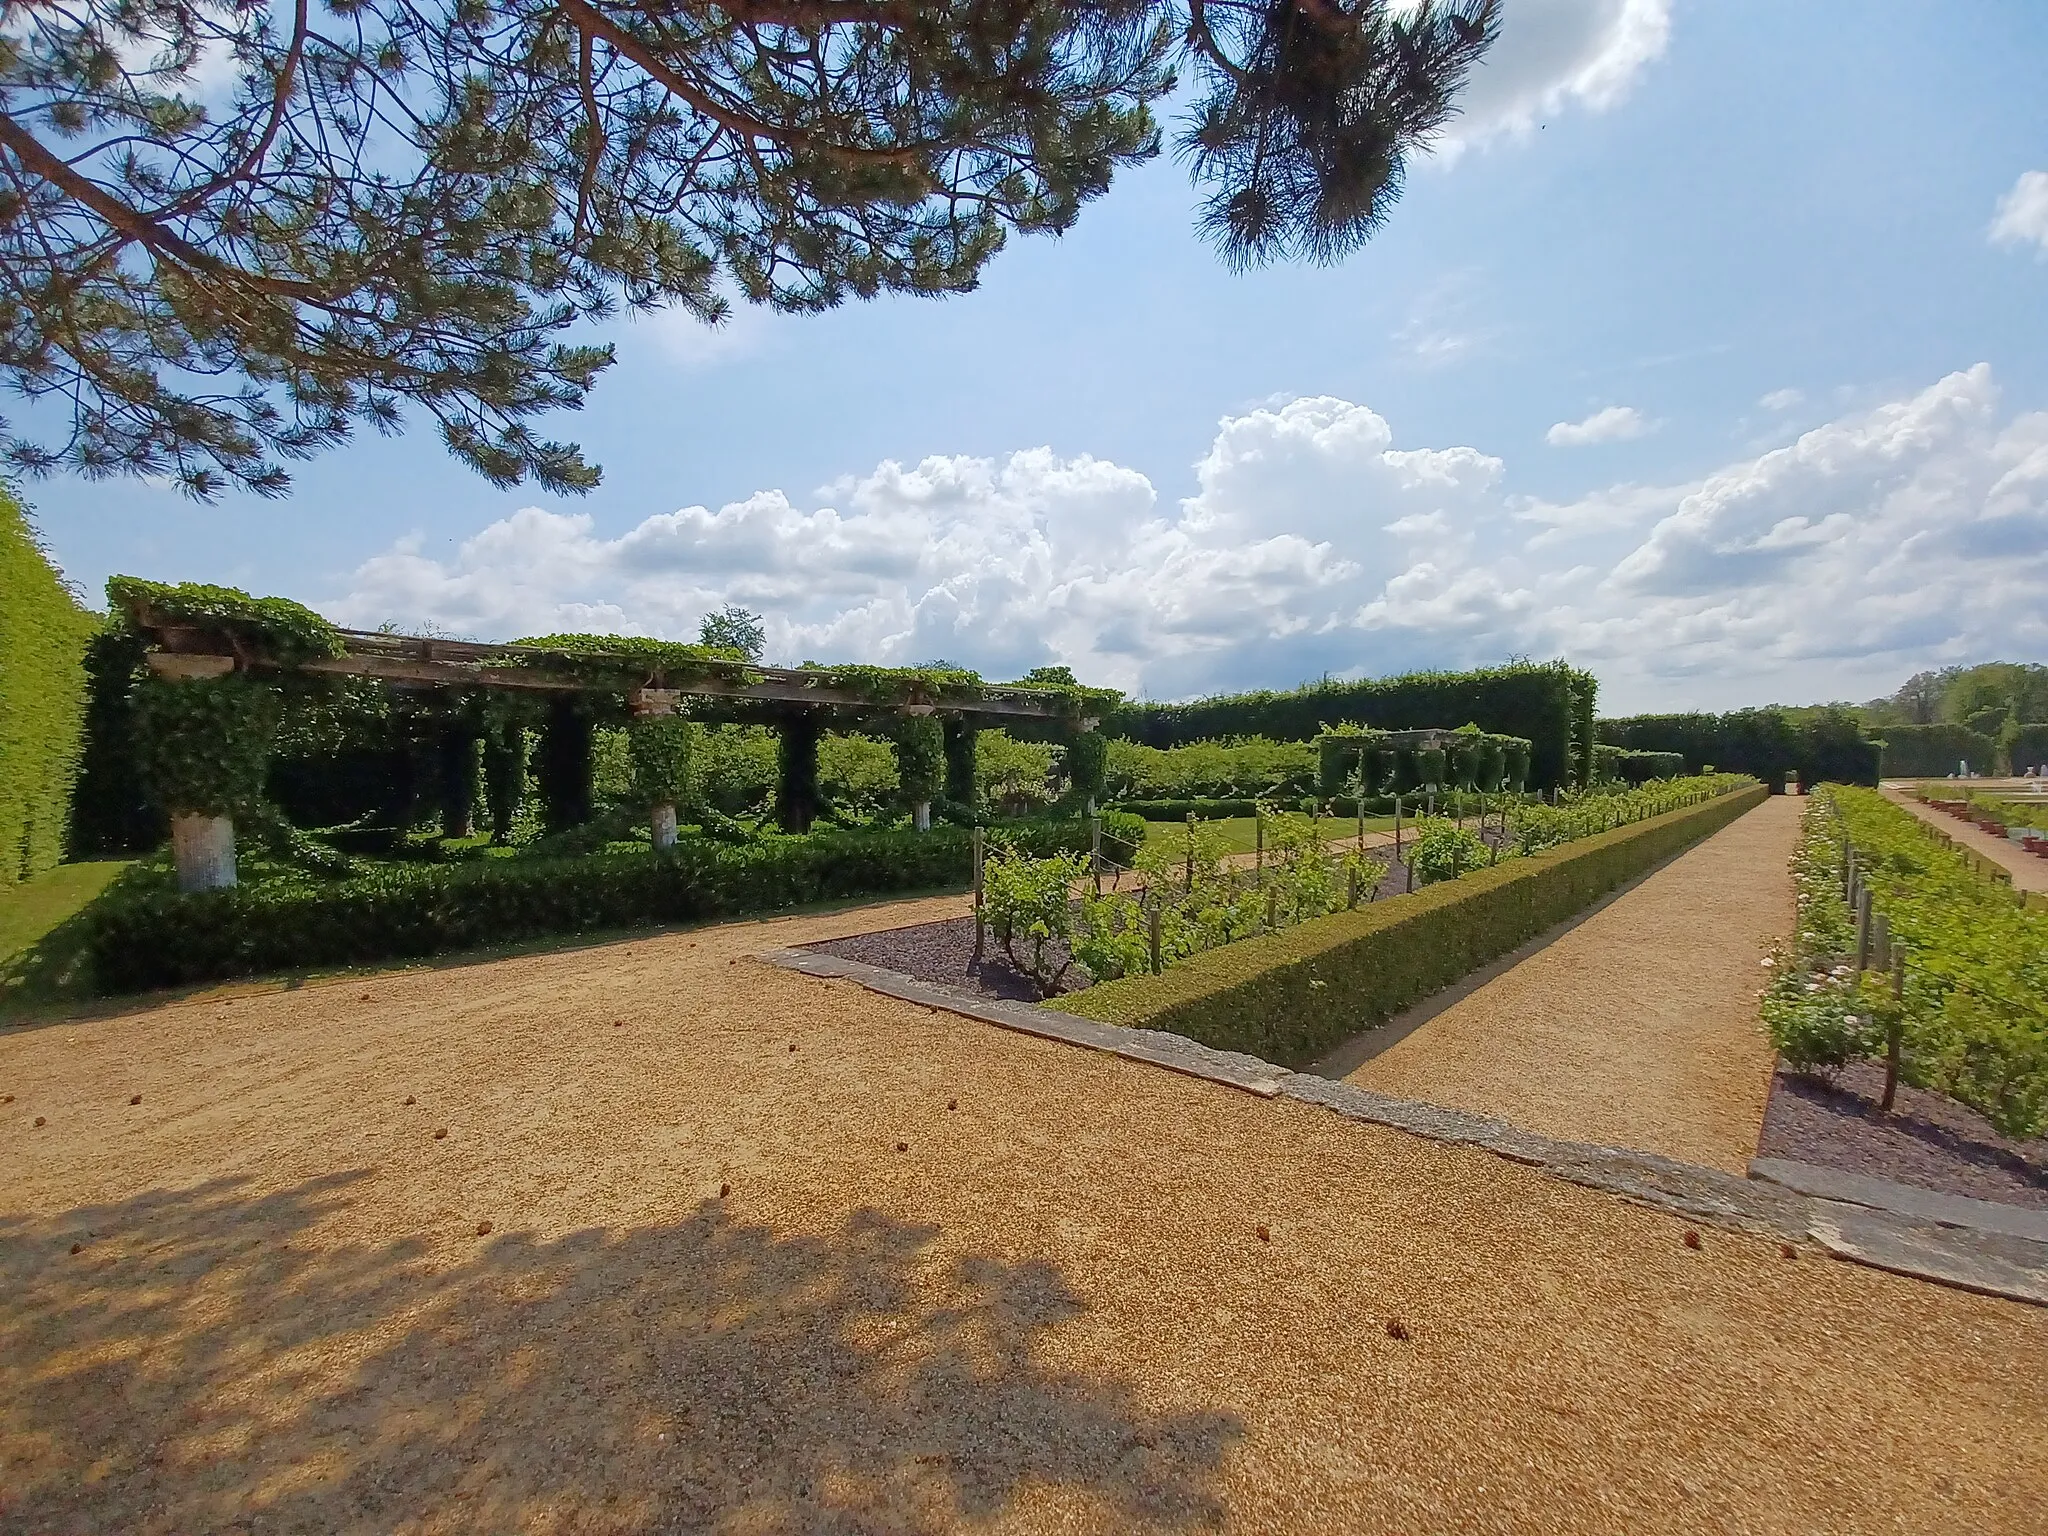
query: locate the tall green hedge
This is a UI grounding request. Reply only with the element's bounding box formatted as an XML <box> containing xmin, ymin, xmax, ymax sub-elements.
<box><xmin>2011</xmin><ymin>724</ymin><xmax>2048</xmax><ymax>777</ymax></box>
<box><xmin>1058</xmin><ymin>783</ymin><xmax>1767</xmax><ymax>1067</ymax></box>
<box><xmin>1599</xmin><ymin>708</ymin><xmax>1880</xmax><ymax>787</ymax></box>
<box><xmin>1869</xmin><ymin>722</ymin><xmax>1999</xmax><ymax>778</ymax></box>
<box><xmin>1104</xmin><ymin>661</ymin><xmax>1592</xmax><ymax>792</ymax></box>
<box><xmin>0</xmin><ymin>491</ymin><xmax>95</xmax><ymax>883</ymax></box>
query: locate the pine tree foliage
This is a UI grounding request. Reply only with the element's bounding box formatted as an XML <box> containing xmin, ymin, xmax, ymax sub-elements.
<box><xmin>0</xmin><ymin>1</ymin><xmax>1496</xmax><ymax>498</ymax></box>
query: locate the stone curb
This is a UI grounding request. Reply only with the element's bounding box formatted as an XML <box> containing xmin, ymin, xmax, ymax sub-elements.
<box><xmin>1749</xmin><ymin>1155</ymin><xmax>2048</xmax><ymax>1244</ymax></box>
<box><xmin>760</xmin><ymin>949</ymin><xmax>1288</xmax><ymax>1098</ymax></box>
<box><xmin>764</xmin><ymin>948</ymin><xmax>2046</xmax><ymax>1307</ymax></box>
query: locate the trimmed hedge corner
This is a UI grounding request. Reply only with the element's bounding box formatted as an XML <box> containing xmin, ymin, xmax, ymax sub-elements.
<box><xmin>1056</xmin><ymin>782</ymin><xmax>1769</xmax><ymax>1068</ymax></box>
<box><xmin>1</xmin><ymin>490</ymin><xmax>96</xmax><ymax>884</ymax></box>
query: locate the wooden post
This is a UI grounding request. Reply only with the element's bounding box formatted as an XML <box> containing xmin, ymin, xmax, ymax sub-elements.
<box><xmin>1871</xmin><ymin>911</ymin><xmax>1890</xmax><ymax>974</ymax></box>
<box><xmin>1184</xmin><ymin>811</ymin><xmax>1196</xmax><ymax>893</ymax></box>
<box><xmin>1347</xmin><ymin>865</ymin><xmax>1359</xmax><ymax>910</ymax></box>
<box><xmin>1880</xmin><ymin>950</ymin><xmax>1906</xmax><ymax>1111</ymax></box>
<box><xmin>1265</xmin><ymin>887</ymin><xmax>1278</xmax><ymax>933</ymax></box>
<box><xmin>971</xmin><ymin>826</ymin><xmax>985</xmax><ymax>963</ymax></box>
<box><xmin>1090</xmin><ymin>814</ymin><xmax>1102</xmax><ymax>897</ymax></box>
<box><xmin>1855</xmin><ymin>888</ymin><xmax>1873</xmax><ymax>971</ymax></box>
<box><xmin>1148</xmin><ymin>899</ymin><xmax>1162</xmax><ymax>975</ymax></box>
<box><xmin>1255</xmin><ymin>805</ymin><xmax>1265</xmax><ymax>886</ymax></box>
<box><xmin>1395</xmin><ymin>794</ymin><xmax>1409</xmax><ymax>892</ymax></box>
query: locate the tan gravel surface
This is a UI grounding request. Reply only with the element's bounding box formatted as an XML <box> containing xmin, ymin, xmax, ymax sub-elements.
<box><xmin>4</xmin><ymin>883</ymin><xmax>2042</xmax><ymax>1534</ymax></box>
<box><xmin>1881</xmin><ymin>785</ymin><xmax>2048</xmax><ymax>894</ymax></box>
<box><xmin>1349</xmin><ymin>795</ymin><xmax>1801</xmax><ymax>1172</ymax></box>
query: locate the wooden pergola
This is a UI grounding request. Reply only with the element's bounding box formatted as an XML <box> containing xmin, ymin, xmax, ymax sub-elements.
<box><xmin>133</xmin><ymin>610</ymin><xmax>1100</xmax><ymax>890</ymax></box>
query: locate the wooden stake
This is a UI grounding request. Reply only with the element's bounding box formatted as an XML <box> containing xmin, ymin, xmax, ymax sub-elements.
<box><xmin>1148</xmin><ymin>899</ymin><xmax>1162</xmax><ymax>975</ymax></box>
<box><xmin>971</xmin><ymin>826</ymin><xmax>985</xmax><ymax>963</ymax></box>
<box><xmin>1881</xmin><ymin>951</ymin><xmax>1906</xmax><ymax>1111</ymax></box>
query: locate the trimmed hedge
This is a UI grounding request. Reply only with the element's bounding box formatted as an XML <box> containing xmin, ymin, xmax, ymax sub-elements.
<box><xmin>1058</xmin><ymin>783</ymin><xmax>1769</xmax><ymax>1067</ymax></box>
<box><xmin>2012</xmin><ymin>724</ymin><xmax>2048</xmax><ymax>777</ymax></box>
<box><xmin>1599</xmin><ymin>708</ymin><xmax>1880</xmax><ymax>787</ymax></box>
<box><xmin>0</xmin><ymin>490</ymin><xmax>96</xmax><ymax>883</ymax></box>
<box><xmin>1871</xmin><ymin>722</ymin><xmax>1999</xmax><ymax>778</ymax></box>
<box><xmin>80</xmin><ymin>815</ymin><xmax>1127</xmax><ymax>993</ymax></box>
<box><xmin>1105</xmin><ymin>661</ymin><xmax>1593</xmax><ymax>792</ymax></box>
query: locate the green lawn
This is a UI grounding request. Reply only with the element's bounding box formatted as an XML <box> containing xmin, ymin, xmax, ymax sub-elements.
<box><xmin>1138</xmin><ymin>813</ymin><xmax>1395</xmax><ymax>856</ymax></box>
<box><xmin>1</xmin><ymin>859</ymin><xmax>132</xmax><ymax>1015</ymax></box>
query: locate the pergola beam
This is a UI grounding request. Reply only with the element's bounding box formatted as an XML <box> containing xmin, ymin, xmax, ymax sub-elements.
<box><xmin>142</xmin><ymin>621</ymin><xmax>1080</xmax><ymax>722</ymax></box>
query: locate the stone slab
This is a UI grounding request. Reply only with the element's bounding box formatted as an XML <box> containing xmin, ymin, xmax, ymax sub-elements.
<box><xmin>762</xmin><ymin>949</ymin><xmax>1287</xmax><ymax>1098</ymax></box>
<box><xmin>1749</xmin><ymin>1156</ymin><xmax>2048</xmax><ymax>1244</ymax></box>
<box><xmin>1806</xmin><ymin>1202</ymin><xmax>2048</xmax><ymax>1307</ymax></box>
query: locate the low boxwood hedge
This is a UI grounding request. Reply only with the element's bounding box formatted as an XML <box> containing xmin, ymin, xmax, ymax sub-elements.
<box><xmin>1057</xmin><ymin>783</ymin><xmax>1769</xmax><ymax>1067</ymax></box>
<box><xmin>82</xmin><ymin>817</ymin><xmax>1114</xmax><ymax>993</ymax></box>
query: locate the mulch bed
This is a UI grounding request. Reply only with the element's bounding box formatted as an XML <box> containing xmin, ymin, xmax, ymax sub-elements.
<box><xmin>1756</xmin><ymin>1060</ymin><xmax>2048</xmax><ymax>1210</ymax></box>
<box><xmin>805</xmin><ymin>915</ymin><xmax>1086</xmax><ymax>1004</ymax></box>
<box><xmin>802</xmin><ymin>853</ymin><xmax>1439</xmax><ymax>1006</ymax></box>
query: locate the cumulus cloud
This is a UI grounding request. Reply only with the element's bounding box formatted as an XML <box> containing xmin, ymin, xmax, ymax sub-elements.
<box><xmin>1546</xmin><ymin>405</ymin><xmax>1653</xmax><ymax>446</ymax></box>
<box><xmin>331</xmin><ymin>367</ymin><xmax>2047</xmax><ymax>712</ymax></box>
<box><xmin>1758</xmin><ymin>388</ymin><xmax>1804</xmax><ymax>411</ymax></box>
<box><xmin>1989</xmin><ymin>170</ymin><xmax>2048</xmax><ymax>255</ymax></box>
<box><xmin>1433</xmin><ymin>0</ymin><xmax>1672</xmax><ymax>155</ymax></box>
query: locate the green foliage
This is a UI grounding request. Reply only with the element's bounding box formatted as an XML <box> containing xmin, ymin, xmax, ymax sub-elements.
<box><xmin>80</xmin><ymin>815</ymin><xmax>1117</xmax><ymax>993</ymax></box>
<box><xmin>982</xmin><ymin>844</ymin><xmax>1088</xmax><ymax>996</ymax></box>
<box><xmin>66</xmin><ymin>624</ymin><xmax>161</xmax><ymax>856</ymax></box>
<box><xmin>106</xmin><ymin>576</ymin><xmax>342</xmax><ymax>664</ymax></box>
<box><xmin>1868</xmin><ymin>723</ymin><xmax>2000</xmax><ymax>778</ymax></box>
<box><xmin>513</xmin><ymin>633</ymin><xmax>755</xmax><ymax>688</ymax></box>
<box><xmin>697</xmin><ymin>605</ymin><xmax>766</xmax><ymax>662</ymax></box>
<box><xmin>1773</xmin><ymin>788</ymin><xmax>2048</xmax><ymax>1137</ymax></box>
<box><xmin>2010</xmin><ymin>725</ymin><xmax>2048</xmax><ymax>776</ymax></box>
<box><xmin>1405</xmin><ymin>818</ymin><xmax>1489</xmax><ymax>886</ymax></box>
<box><xmin>1108</xmin><ymin>661</ymin><xmax>1590</xmax><ymax>792</ymax></box>
<box><xmin>1107</xmin><ymin>736</ymin><xmax>1317</xmax><ymax>800</ymax></box>
<box><xmin>130</xmin><ymin>673</ymin><xmax>281</xmax><ymax>818</ymax></box>
<box><xmin>1064</xmin><ymin>730</ymin><xmax>1109</xmax><ymax>800</ymax></box>
<box><xmin>1060</xmin><ymin>785</ymin><xmax>1767</xmax><ymax>1068</ymax></box>
<box><xmin>1502</xmin><ymin>775</ymin><xmax>1750</xmax><ymax>857</ymax></box>
<box><xmin>1599</xmin><ymin>707</ymin><xmax>1881</xmax><ymax>787</ymax></box>
<box><xmin>891</xmin><ymin>718</ymin><xmax>946</xmax><ymax>805</ymax></box>
<box><xmin>697</xmin><ymin>726</ymin><xmax>780</xmax><ymax>818</ymax></box>
<box><xmin>819</xmin><ymin>733</ymin><xmax>901</xmax><ymax>821</ymax></box>
<box><xmin>628</xmin><ymin>715</ymin><xmax>698</xmax><ymax>808</ymax></box>
<box><xmin>0</xmin><ymin>492</ymin><xmax>95</xmax><ymax>882</ymax></box>
<box><xmin>977</xmin><ymin>730</ymin><xmax>1059</xmax><ymax>813</ymax></box>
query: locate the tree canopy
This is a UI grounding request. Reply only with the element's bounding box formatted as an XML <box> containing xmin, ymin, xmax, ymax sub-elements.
<box><xmin>0</xmin><ymin>0</ymin><xmax>1497</xmax><ymax>499</ymax></box>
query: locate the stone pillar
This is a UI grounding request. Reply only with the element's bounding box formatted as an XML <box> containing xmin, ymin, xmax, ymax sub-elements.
<box><xmin>913</xmin><ymin>800</ymin><xmax>931</xmax><ymax>832</ymax></box>
<box><xmin>170</xmin><ymin>812</ymin><xmax>237</xmax><ymax>892</ymax></box>
<box><xmin>629</xmin><ymin>689</ymin><xmax>684</xmax><ymax>849</ymax></box>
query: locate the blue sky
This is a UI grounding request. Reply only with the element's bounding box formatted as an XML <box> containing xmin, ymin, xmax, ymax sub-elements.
<box><xmin>21</xmin><ymin>0</ymin><xmax>2048</xmax><ymax>715</ymax></box>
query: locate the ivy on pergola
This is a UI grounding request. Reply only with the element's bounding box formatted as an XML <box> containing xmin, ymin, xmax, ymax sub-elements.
<box><xmin>111</xmin><ymin>577</ymin><xmax>1114</xmax><ymax>885</ymax></box>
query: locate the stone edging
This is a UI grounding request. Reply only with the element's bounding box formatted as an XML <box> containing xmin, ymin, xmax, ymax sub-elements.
<box><xmin>1748</xmin><ymin>1155</ymin><xmax>2048</xmax><ymax>1244</ymax></box>
<box><xmin>761</xmin><ymin>947</ymin><xmax>2047</xmax><ymax>1308</ymax></box>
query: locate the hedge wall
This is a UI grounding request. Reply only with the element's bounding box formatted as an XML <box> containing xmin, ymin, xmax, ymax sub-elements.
<box><xmin>2011</xmin><ymin>724</ymin><xmax>2048</xmax><ymax>777</ymax></box>
<box><xmin>0</xmin><ymin>490</ymin><xmax>95</xmax><ymax>884</ymax></box>
<box><xmin>1103</xmin><ymin>661</ymin><xmax>1592</xmax><ymax>792</ymax></box>
<box><xmin>1870</xmin><ymin>722</ymin><xmax>2000</xmax><ymax>778</ymax></box>
<box><xmin>1598</xmin><ymin>708</ymin><xmax>1880</xmax><ymax>788</ymax></box>
<box><xmin>79</xmin><ymin>814</ymin><xmax>1134</xmax><ymax>993</ymax></box>
<box><xmin>1057</xmin><ymin>783</ymin><xmax>1768</xmax><ymax>1068</ymax></box>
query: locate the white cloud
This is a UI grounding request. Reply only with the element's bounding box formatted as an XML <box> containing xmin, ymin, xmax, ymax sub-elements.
<box><xmin>1433</xmin><ymin>0</ymin><xmax>1672</xmax><ymax>156</ymax></box>
<box><xmin>330</xmin><ymin>367</ymin><xmax>2047</xmax><ymax>712</ymax></box>
<box><xmin>1546</xmin><ymin>405</ymin><xmax>1653</xmax><ymax>446</ymax></box>
<box><xmin>1758</xmin><ymin>388</ymin><xmax>1804</xmax><ymax>411</ymax></box>
<box><xmin>1989</xmin><ymin>170</ymin><xmax>2048</xmax><ymax>255</ymax></box>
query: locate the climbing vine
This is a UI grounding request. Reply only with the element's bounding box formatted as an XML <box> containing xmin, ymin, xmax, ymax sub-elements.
<box><xmin>629</xmin><ymin>714</ymin><xmax>698</xmax><ymax>807</ymax></box>
<box><xmin>108</xmin><ymin>576</ymin><xmax>343</xmax><ymax>664</ymax></box>
<box><xmin>131</xmin><ymin>673</ymin><xmax>282</xmax><ymax>816</ymax></box>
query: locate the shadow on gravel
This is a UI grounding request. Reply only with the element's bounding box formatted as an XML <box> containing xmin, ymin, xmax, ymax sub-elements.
<box><xmin>0</xmin><ymin>1172</ymin><xmax>1238</xmax><ymax>1533</ymax></box>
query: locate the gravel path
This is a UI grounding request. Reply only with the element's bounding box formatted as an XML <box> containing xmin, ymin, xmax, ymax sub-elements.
<box><xmin>1880</xmin><ymin>785</ymin><xmax>2048</xmax><ymax>894</ymax></box>
<box><xmin>4</xmin><ymin>882</ymin><xmax>2041</xmax><ymax>1534</ymax></box>
<box><xmin>1348</xmin><ymin>795</ymin><xmax>1800</xmax><ymax>1173</ymax></box>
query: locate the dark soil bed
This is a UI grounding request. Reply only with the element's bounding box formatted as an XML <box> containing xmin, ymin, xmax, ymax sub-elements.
<box><xmin>805</xmin><ymin>915</ymin><xmax>1086</xmax><ymax>1003</ymax></box>
<box><xmin>1756</xmin><ymin>1059</ymin><xmax>2048</xmax><ymax>1209</ymax></box>
<box><xmin>803</xmin><ymin>854</ymin><xmax>1429</xmax><ymax>1005</ymax></box>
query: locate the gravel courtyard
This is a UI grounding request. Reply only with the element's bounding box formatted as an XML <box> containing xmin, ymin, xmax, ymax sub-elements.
<box><xmin>4</xmin><ymin>889</ymin><xmax>2042</xmax><ymax>1534</ymax></box>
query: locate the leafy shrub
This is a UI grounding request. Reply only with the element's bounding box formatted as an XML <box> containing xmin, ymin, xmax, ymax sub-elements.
<box><xmin>81</xmin><ymin>814</ymin><xmax>1115</xmax><ymax>993</ymax></box>
<box><xmin>1405</xmin><ymin>818</ymin><xmax>1489</xmax><ymax>886</ymax></box>
<box><xmin>131</xmin><ymin>673</ymin><xmax>282</xmax><ymax>817</ymax></box>
<box><xmin>1772</xmin><ymin>788</ymin><xmax>2048</xmax><ymax>1137</ymax></box>
<box><xmin>982</xmin><ymin>844</ymin><xmax>1087</xmax><ymax>996</ymax></box>
<box><xmin>1104</xmin><ymin>736</ymin><xmax>1316</xmax><ymax>801</ymax></box>
<box><xmin>1059</xmin><ymin>785</ymin><xmax>1766</xmax><ymax>1067</ymax></box>
<box><xmin>976</xmin><ymin>730</ymin><xmax>1058</xmax><ymax>813</ymax></box>
<box><xmin>628</xmin><ymin>715</ymin><xmax>697</xmax><ymax>808</ymax></box>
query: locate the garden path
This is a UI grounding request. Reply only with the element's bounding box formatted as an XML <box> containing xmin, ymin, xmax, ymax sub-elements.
<box><xmin>4</xmin><ymin>870</ymin><xmax>2039</xmax><ymax>1534</ymax></box>
<box><xmin>1347</xmin><ymin>794</ymin><xmax>1801</xmax><ymax>1173</ymax></box>
<box><xmin>1879</xmin><ymin>785</ymin><xmax>2048</xmax><ymax>895</ymax></box>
